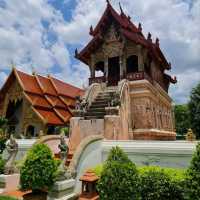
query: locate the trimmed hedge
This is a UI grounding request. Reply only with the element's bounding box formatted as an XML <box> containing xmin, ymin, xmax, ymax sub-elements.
<box><xmin>185</xmin><ymin>143</ymin><xmax>200</xmax><ymax>199</ymax></box>
<box><xmin>139</xmin><ymin>167</ymin><xmax>185</xmax><ymax>200</ymax></box>
<box><xmin>97</xmin><ymin>147</ymin><xmax>140</xmax><ymax>200</ymax></box>
<box><xmin>93</xmin><ymin>147</ymin><xmax>187</xmax><ymax>200</ymax></box>
<box><xmin>20</xmin><ymin>143</ymin><xmax>59</xmax><ymax>191</ymax></box>
<box><xmin>0</xmin><ymin>196</ymin><xmax>19</xmax><ymax>200</ymax></box>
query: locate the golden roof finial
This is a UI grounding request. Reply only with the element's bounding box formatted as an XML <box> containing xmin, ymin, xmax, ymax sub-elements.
<box><xmin>10</xmin><ymin>60</ymin><xmax>16</xmax><ymax>69</ymax></box>
<box><xmin>31</xmin><ymin>64</ymin><xmax>36</xmax><ymax>75</ymax></box>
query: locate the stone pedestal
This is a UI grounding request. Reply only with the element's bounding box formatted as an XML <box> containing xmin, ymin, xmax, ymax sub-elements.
<box><xmin>47</xmin><ymin>179</ymin><xmax>78</xmax><ymax>200</ymax></box>
<box><xmin>0</xmin><ymin>174</ymin><xmax>20</xmax><ymax>193</ymax></box>
<box><xmin>70</xmin><ymin>117</ymin><xmax>104</xmax><ymax>151</ymax></box>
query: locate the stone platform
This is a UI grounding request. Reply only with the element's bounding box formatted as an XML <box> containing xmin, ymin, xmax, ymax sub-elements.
<box><xmin>0</xmin><ymin>174</ymin><xmax>20</xmax><ymax>193</ymax></box>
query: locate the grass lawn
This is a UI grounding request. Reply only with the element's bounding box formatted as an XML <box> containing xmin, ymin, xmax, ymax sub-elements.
<box><xmin>0</xmin><ymin>196</ymin><xmax>19</xmax><ymax>200</ymax></box>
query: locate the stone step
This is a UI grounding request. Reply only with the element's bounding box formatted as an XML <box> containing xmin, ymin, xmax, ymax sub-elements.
<box><xmin>84</xmin><ymin>116</ymin><xmax>104</xmax><ymax>120</ymax></box>
<box><xmin>87</xmin><ymin>107</ymin><xmax>105</xmax><ymax>112</ymax></box>
<box><xmin>96</xmin><ymin>94</ymin><xmax>111</xmax><ymax>98</ymax></box>
<box><xmin>93</xmin><ymin>99</ymin><xmax>109</xmax><ymax>103</ymax></box>
<box><xmin>98</xmin><ymin>92</ymin><xmax>115</xmax><ymax>96</ymax></box>
<box><xmin>85</xmin><ymin>111</ymin><xmax>106</xmax><ymax>116</ymax></box>
<box><xmin>90</xmin><ymin>102</ymin><xmax>109</xmax><ymax>107</ymax></box>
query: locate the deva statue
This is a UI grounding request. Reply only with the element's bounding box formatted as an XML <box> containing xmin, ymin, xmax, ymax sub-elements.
<box><xmin>4</xmin><ymin>134</ymin><xmax>18</xmax><ymax>174</ymax></box>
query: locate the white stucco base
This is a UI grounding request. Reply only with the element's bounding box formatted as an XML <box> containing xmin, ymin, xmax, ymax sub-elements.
<box><xmin>0</xmin><ymin>174</ymin><xmax>20</xmax><ymax>193</ymax></box>
<box><xmin>2</xmin><ymin>139</ymin><xmax>36</xmax><ymax>161</ymax></box>
<box><xmin>47</xmin><ymin>179</ymin><xmax>78</xmax><ymax>200</ymax></box>
<box><xmin>102</xmin><ymin>140</ymin><xmax>197</xmax><ymax>168</ymax></box>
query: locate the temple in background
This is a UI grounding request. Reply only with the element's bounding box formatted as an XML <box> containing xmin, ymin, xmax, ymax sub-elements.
<box><xmin>0</xmin><ymin>68</ymin><xmax>83</xmax><ymax>137</ymax></box>
<box><xmin>70</xmin><ymin>1</ymin><xmax>177</xmax><ymax>149</ymax></box>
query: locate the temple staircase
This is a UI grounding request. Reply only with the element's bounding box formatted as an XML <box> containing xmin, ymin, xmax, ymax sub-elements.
<box><xmin>84</xmin><ymin>87</ymin><xmax>117</xmax><ymax>120</ymax></box>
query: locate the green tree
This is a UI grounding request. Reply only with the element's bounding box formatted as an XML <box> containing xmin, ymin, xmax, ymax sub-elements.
<box><xmin>0</xmin><ymin>116</ymin><xmax>8</xmax><ymax>153</ymax></box>
<box><xmin>20</xmin><ymin>144</ymin><xmax>59</xmax><ymax>192</ymax></box>
<box><xmin>188</xmin><ymin>82</ymin><xmax>200</xmax><ymax>139</ymax></box>
<box><xmin>97</xmin><ymin>147</ymin><xmax>140</xmax><ymax>200</ymax></box>
<box><xmin>174</xmin><ymin>104</ymin><xmax>190</xmax><ymax>137</ymax></box>
<box><xmin>185</xmin><ymin>143</ymin><xmax>200</xmax><ymax>200</ymax></box>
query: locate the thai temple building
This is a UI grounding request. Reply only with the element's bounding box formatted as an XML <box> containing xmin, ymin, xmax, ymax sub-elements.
<box><xmin>0</xmin><ymin>1</ymin><xmax>177</xmax><ymax>143</ymax></box>
<box><xmin>70</xmin><ymin>1</ymin><xmax>177</xmax><ymax>149</ymax></box>
<box><xmin>0</xmin><ymin>68</ymin><xmax>83</xmax><ymax>137</ymax></box>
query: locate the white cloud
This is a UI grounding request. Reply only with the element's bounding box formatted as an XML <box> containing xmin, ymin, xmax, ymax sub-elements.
<box><xmin>0</xmin><ymin>0</ymin><xmax>199</xmax><ymax>103</ymax></box>
<box><xmin>169</xmin><ymin>68</ymin><xmax>200</xmax><ymax>103</ymax></box>
<box><xmin>55</xmin><ymin>0</ymin><xmax>200</xmax><ymax>103</ymax></box>
<box><xmin>0</xmin><ymin>71</ymin><xmax>7</xmax><ymax>87</ymax></box>
<box><xmin>0</xmin><ymin>0</ymin><xmax>69</xmax><ymax>72</ymax></box>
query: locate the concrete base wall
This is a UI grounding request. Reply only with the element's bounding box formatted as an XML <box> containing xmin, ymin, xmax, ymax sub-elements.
<box><xmin>102</xmin><ymin>140</ymin><xmax>197</xmax><ymax>168</ymax></box>
<box><xmin>0</xmin><ymin>174</ymin><xmax>20</xmax><ymax>193</ymax></box>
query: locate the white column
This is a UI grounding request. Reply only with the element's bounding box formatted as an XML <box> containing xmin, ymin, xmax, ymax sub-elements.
<box><xmin>104</xmin><ymin>57</ymin><xmax>108</xmax><ymax>82</ymax></box>
<box><xmin>119</xmin><ymin>55</ymin><xmax>123</xmax><ymax>79</ymax></box>
<box><xmin>90</xmin><ymin>55</ymin><xmax>95</xmax><ymax>78</ymax></box>
<box><xmin>137</xmin><ymin>45</ymin><xmax>144</xmax><ymax>71</ymax></box>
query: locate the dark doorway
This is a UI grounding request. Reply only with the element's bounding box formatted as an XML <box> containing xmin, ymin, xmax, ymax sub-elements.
<box><xmin>6</xmin><ymin>99</ymin><xmax>22</xmax><ymax>134</ymax></box>
<box><xmin>26</xmin><ymin>125</ymin><xmax>35</xmax><ymax>138</ymax></box>
<box><xmin>108</xmin><ymin>56</ymin><xmax>120</xmax><ymax>86</ymax></box>
<box><xmin>126</xmin><ymin>55</ymin><xmax>138</xmax><ymax>73</ymax></box>
<box><xmin>47</xmin><ymin>126</ymin><xmax>55</xmax><ymax>135</ymax></box>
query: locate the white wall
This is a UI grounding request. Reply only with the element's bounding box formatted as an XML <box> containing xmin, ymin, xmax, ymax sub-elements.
<box><xmin>102</xmin><ymin>140</ymin><xmax>197</xmax><ymax>168</ymax></box>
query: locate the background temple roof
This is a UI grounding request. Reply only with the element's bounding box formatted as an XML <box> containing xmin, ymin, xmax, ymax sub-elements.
<box><xmin>0</xmin><ymin>68</ymin><xmax>84</xmax><ymax>126</ymax></box>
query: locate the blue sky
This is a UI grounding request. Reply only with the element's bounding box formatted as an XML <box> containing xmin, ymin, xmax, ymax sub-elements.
<box><xmin>0</xmin><ymin>0</ymin><xmax>199</xmax><ymax>104</ymax></box>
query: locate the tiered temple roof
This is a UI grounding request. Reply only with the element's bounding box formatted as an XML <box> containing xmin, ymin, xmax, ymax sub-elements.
<box><xmin>76</xmin><ymin>1</ymin><xmax>173</xmax><ymax>72</ymax></box>
<box><xmin>0</xmin><ymin>68</ymin><xmax>84</xmax><ymax>126</ymax></box>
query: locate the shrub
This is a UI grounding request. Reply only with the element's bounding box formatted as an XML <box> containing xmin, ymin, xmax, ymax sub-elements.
<box><xmin>92</xmin><ymin>164</ymin><xmax>103</xmax><ymax>177</ymax></box>
<box><xmin>185</xmin><ymin>143</ymin><xmax>200</xmax><ymax>199</ymax></box>
<box><xmin>0</xmin><ymin>155</ymin><xmax>5</xmax><ymax>174</ymax></box>
<box><xmin>0</xmin><ymin>196</ymin><xmax>19</xmax><ymax>200</ymax></box>
<box><xmin>139</xmin><ymin>167</ymin><xmax>185</xmax><ymax>200</ymax></box>
<box><xmin>20</xmin><ymin>143</ymin><xmax>59</xmax><ymax>191</ymax></box>
<box><xmin>97</xmin><ymin>147</ymin><xmax>140</xmax><ymax>200</ymax></box>
<box><xmin>139</xmin><ymin>166</ymin><xmax>186</xmax><ymax>182</ymax></box>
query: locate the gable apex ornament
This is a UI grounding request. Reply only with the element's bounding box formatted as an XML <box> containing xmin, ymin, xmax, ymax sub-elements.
<box><xmin>75</xmin><ymin>48</ymin><xmax>79</xmax><ymax>58</ymax></box>
<box><xmin>155</xmin><ymin>37</ymin><xmax>160</xmax><ymax>47</ymax></box>
<box><xmin>138</xmin><ymin>23</ymin><xmax>142</xmax><ymax>32</ymax></box>
<box><xmin>119</xmin><ymin>2</ymin><xmax>124</xmax><ymax>15</ymax></box>
<box><xmin>147</xmin><ymin>32</ymin><xmax>152</xmax><ymax>43</ymax></box>
<box><xmin>106</xmin><ymin>0</ymin><xmax>110</xmax><ymax>4</ymax></box>
<box><xmin>89</xmin><ymin>25</ymin><xmax>94</xmax><ymax>36</ymax></box>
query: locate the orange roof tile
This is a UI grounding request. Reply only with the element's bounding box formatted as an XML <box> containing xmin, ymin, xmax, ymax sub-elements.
<box><xmin>80</xmin><ymin>170</ymin><xmax>99</xmax><ymax>182</ymax></box>
<box><xmin>36</xmin><ymin>75</ymin><xmax>57</xmax><ymax>95</ymax></box>
<box><xmin>0</xmin><ymin>68</ymin><xmax>84</xmax><ymax>126</ymax></box>
<box><xmin>16</xmin><ymin>70</ymin><xmax>43</xmax><ymax>94</ymax></box>
<box><xmin>36</xmin><ymin>108</ymin><xmax>64</xmax><ymax>125</ymax></box>
<box><xmin>51</xmin><ymin>77</ymin><xmax>84</xmax><ymax>98</ymax></box>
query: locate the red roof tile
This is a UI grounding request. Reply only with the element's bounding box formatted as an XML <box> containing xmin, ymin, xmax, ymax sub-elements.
<box><xmin>36</xmin><ymin>75</ymin><xmax>57</xmax><ymax>95</ymax></box>
<box><xmin>36</xmin><ymin>108</ymin><xmax>64</xmax><ymax>125</ymax></box>
<box><xmin>0</xmin><ymin>68</ymin><xmax>84</xmax><ymax>126</ymax></box>
<box><xmin>16</xmin><ymin>70</ymin><xmax>43</xmax><ymax>94</ymax></box>
<box><xmin>51</xmin><ymin>77</ymin><xmax>84</xmax><ymax>98</ymax></box>
<box><xmin>26</xmin><ymin>93</ymin><xmax>52</xmax><ymax>108</ymax></box>
<box><xmin>77</xmin><ymin>2</ymin><xmax>170</xmax><ymax>69</ymax></box>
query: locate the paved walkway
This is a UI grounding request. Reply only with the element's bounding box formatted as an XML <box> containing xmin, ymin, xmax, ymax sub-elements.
<box><xmin>1</xmin><ymin>190</ymin><xmax>31</xmax><ymax>199</ymax></box>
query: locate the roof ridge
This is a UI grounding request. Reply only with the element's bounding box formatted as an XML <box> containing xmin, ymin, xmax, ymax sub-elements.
<box><xmin>53</xmin><ymin>108</ymin><xmax>66</xmax><ymax>123</ymax></box>
<box><xmin>34</xmin><ymin>74</ymin><xmax>45</xmax><ymax>94</ymax></box>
